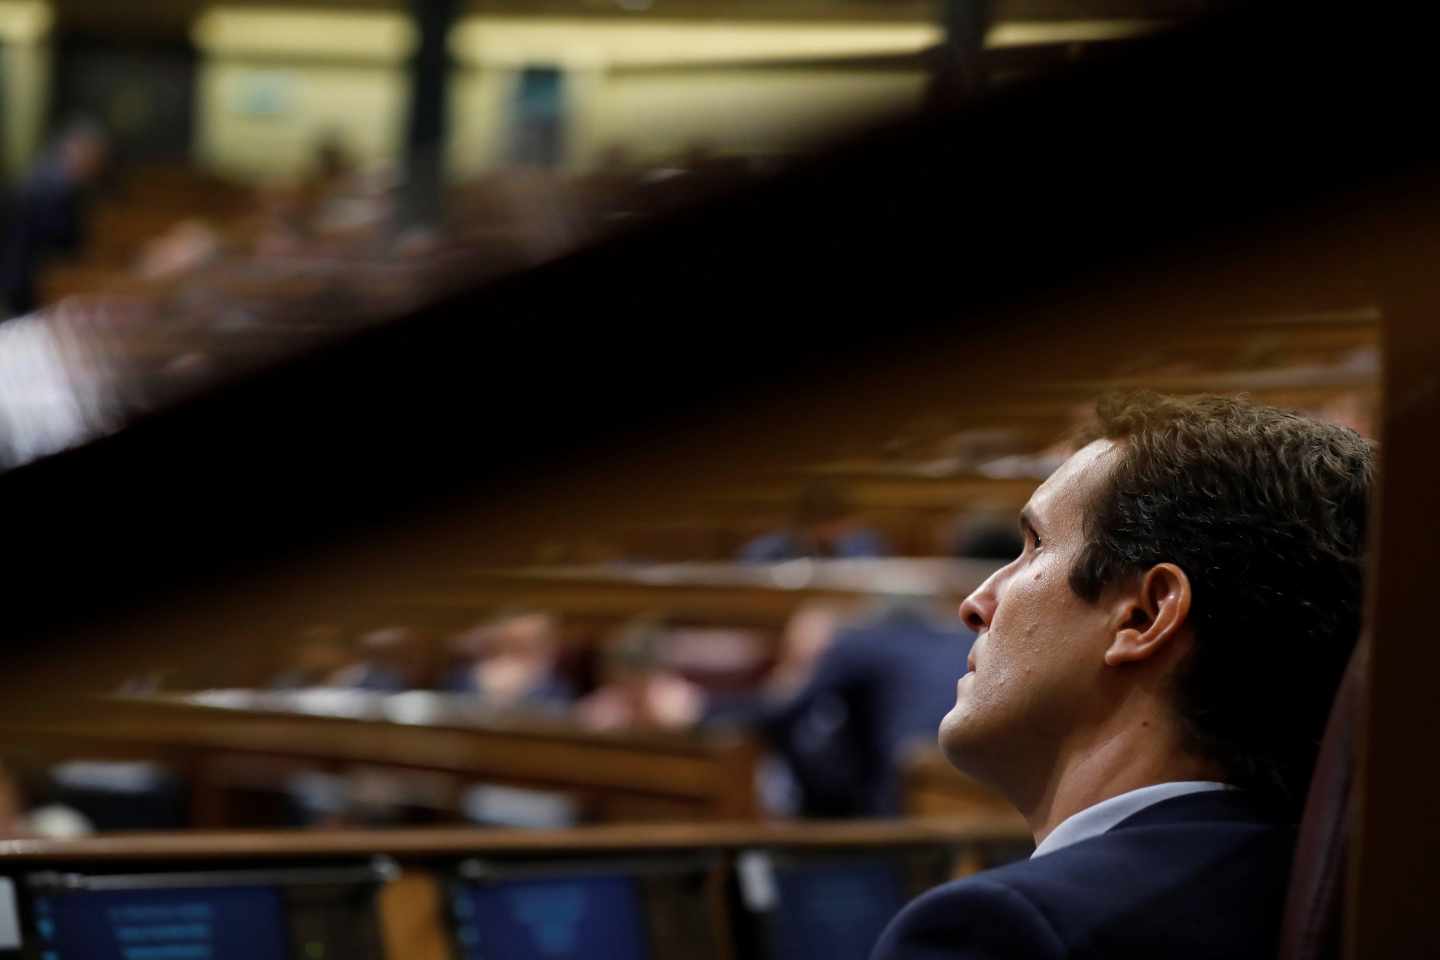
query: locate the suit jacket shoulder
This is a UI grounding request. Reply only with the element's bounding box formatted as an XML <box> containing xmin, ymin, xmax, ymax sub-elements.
<box><xmin>872</xmin><ymin>791</ymin><xmax>1296</xmax><ymax>960</ymax></box>
<box><xmin>871</xmin><ymin>874</ymin><xmax>1067</xmax><ymax>960</ymax></box>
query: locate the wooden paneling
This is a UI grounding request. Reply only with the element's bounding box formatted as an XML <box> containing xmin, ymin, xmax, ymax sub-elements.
<box><xmin>1346</xmin><ymin>195</ymin><xmax>1440</xmax><ymax>959</ymax></box>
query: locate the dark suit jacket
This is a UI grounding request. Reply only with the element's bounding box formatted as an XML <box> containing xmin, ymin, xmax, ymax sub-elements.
<box><xmin>1</xmin><ymin>164</ymin><xmax>86</xmax><ymax>316</ymax></box>
<box><xmin>872</xmin><ymin>790</ymin><xmax>1296</xmax><ymax>960</ymax></box>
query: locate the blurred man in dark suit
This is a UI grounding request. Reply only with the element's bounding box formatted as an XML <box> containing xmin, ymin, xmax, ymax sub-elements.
<box><xmin>874</xmin><ymin>394</ymin><xmax>1374</xmax><ymax>960</ymax></box>
<box><xmin>1</xmin><ymin>120</ymin><xmax>108</xmax><ymax>319</ymax></box>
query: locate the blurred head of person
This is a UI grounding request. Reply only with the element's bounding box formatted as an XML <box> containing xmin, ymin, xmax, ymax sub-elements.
<box><xmin>448</xmin><ymin>611</ymin><xmax>569</xmax><ymax>709</ymax></box>
<box><xmin>330</xmin><ymin>624</ymin><xmax>429</xmax><ymax>692</ymax></box>
<box><xmin>600</xmin><ymin>617</ymin><xmax>668</xmax><ymax>691</ymax></box>
<box><xmin>941</xmin><ymin>393</ymin><xmax>1374</xmax><ymax>826</ymax></box>
<box><xmin>47</xmin><ymin>118</ymin><xmax>109</xmax><ymax>186</ymax></box>
<box><xmin>796</xmin><ymin>480</ymin><xmax>885</xmax><ymax>556</ymax></box>
<box><xmin>741</xmin><ymin>480</ymin><xmax>887</xmax><ymax>562</ymax></box>
<box><xmin>61</xmin><ymin>121</ymin><xmax>108</xmax><ymax>181</ymax></box>
<box><xmin>578</xmin><ymin>617</ymin><xmax>702</xmax><ymax>730</ymax></box>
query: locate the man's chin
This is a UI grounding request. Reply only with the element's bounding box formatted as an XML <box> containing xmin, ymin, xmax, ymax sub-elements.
<box><xmin>938</xmin><ymin>707</ymin><xmax>980</xmax><ymax>772</ymax></box>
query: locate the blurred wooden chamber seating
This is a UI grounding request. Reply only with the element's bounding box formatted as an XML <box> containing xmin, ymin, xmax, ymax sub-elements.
<box><xmin>0</xmin><ymin>817</ymin><xmax>1034</xmax><ymax>960</ymax></box>
<box><xmin>901</xmin><ymin>745</ymin><xmax>1019</xmax><ymax>821</ymax></box>
<box><xmin>0</xmin><ymin>692</ymin><xmax>761</xmax><ymax>827</ymax></box>
<box><xmin>405</xmin><ymin>557</ymin><xmax>1002</xmax><ymax>628</ymax></box>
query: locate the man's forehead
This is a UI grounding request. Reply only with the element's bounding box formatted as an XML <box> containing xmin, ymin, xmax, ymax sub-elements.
<box><xmin>1024</xmin><ymin>439</ymin><xmax>1117</xmax><ymax>523</ymax></box>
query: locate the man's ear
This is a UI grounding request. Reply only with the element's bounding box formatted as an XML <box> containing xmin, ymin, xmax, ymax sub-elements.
<box><xmin>1104</xmin><ymin>563</ymin><xmax>1193</xmax><ymax>667</ymax></box>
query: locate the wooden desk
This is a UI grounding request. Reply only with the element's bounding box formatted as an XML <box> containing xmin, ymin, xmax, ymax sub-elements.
<box><xmin>0</xmin><ymin>817</ymin><xmax>1032</xmax><ymax>864</ymax></box>
<box><xmin>0</xmin><ymin>818</ymin><xmax>1034</xmax><ymax>960</ymax></box>
<box><xmin>0</xmin><ymin>694</ymin><xmax>760</xmax><ymax>827</ymax></box>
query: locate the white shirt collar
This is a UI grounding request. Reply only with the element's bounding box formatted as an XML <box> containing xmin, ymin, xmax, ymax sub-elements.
<box><xmin>1030</xmin><ymin>781</ymin><xmax>1233</xmax><ymax>859</ymax></box>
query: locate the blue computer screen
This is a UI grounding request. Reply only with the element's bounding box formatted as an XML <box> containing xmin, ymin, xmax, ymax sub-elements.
<box><xmin>453</xmin><ymin>873</ymin><xmax>649</xmax><ymax>960</ymax></box>
<box><xmin>769</xmin><ymin>861</ymin><xmax>906</xmax><ymax>960</ymax></box>
<box><xmin>31</xmin><ymin>884</ymin><xmax>289</xmax><ymax>960</ymax></box>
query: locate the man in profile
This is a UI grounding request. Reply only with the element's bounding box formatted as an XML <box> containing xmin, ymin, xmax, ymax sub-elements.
<box><xmin>873</xmin><ymin>394</ymin><xmax>1373</xmax><ymax>960</ymax></box>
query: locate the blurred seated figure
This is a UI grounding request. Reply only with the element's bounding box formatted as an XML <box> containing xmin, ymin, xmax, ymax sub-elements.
<box><xmin>440</xmin><ymin>611</ymin><xmax>573</xmax><ymax>711</ymax></box>
<box><xmin>328</xmin><ymin>624</ymin><xmax>430</xmax><ymax>692</ymax></box>
<box><xmin>709</xmin><ymin>599</ymin><xmax>975</xmax><ymax>818</ymax></box>
<box><xmin>575</xmin><ymin>619</ymin><xmax>706</xmax><ymax>731</ymax></box>
<box><xmin>1</xmin><ymin>119</ymin><xmax>110</xmax><ymax>317</ymax></box>
<box><xmin>740</xmin><ymin>480</ymin><xmax>889</xmax><ymax>562</ymax></box>
<box><xmin>285</xmin><ymin>763</ymin><xmax>461</xmax><ymax>829</ymax></box>
<box><xmin>707</xmin><ymin>603</ymin><xmax>848</xmax><ymax>816</ymax></box>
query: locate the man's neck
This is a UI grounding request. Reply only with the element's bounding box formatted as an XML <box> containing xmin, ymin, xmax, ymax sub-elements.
<box><xmin>1018</xmin><ymin>722</ymin><xmax>1226</xmax><ymax>847</ymax></box>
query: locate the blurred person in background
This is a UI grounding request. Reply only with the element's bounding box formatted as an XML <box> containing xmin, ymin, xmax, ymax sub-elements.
<box><xmin>440</xmin><ymin>611</ymin><xmax>573</xmax><ymax>711</ymax></box>
<box><xmin>703</xmin><ymin>602</ymin><xmax>846</xmax><ymax>816</ymax></box>
<box><xmin>1</xmin><ymin>119</ymin><xmax>110</xmax><ymax>318</ymax></box>
<box><xmin>575</xmin><ymin>618</ymin><xmax>705</xmax><ymax>731</ymax></box>
<box><xmin>740</xmin><ymin>479</ymin><xmax>889</xmax><ymax>562</ymax></box>
<box><xmin>706</xmin><ymin>599</ymin><xmax>975</xmax><ymax>817</ymax></box>
<box><xmin>328</xmin><ymin>624</ymin><xmax>432</xmax><ymax>692</ymax></box>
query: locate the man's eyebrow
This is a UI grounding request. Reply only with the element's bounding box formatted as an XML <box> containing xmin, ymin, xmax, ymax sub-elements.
<box><xmin>1019</xmin><ymin>508</ymin><xmax>1039</xmax><ymax>536</ymax></box>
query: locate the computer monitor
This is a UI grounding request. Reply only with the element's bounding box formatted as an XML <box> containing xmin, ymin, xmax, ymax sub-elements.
<box><xmin>10</xmin><ymin>861</ymin><xmax>390</xmax><ymax>960</ymax></box>
<box><xmin>449</xmin><ymin>856</ymin><xmax>722</xmax><ymax>960</ymax></box>
<box><xmin>733</xmin><ymin>848</ymin><xmax>953</xmax><ymax>960</ymax></box>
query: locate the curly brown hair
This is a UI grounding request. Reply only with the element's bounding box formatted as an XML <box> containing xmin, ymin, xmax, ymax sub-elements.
<box><xmin>1071</xmin><ymin>393</ymin><xmax>1375</xmax><ymax>811</ymax></box>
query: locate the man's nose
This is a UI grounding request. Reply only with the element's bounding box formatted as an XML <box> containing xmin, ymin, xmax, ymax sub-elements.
<box><xmin>958</xmin><ymin>573</ymin><xmax>999</xmax><ymax>633</ymax></box>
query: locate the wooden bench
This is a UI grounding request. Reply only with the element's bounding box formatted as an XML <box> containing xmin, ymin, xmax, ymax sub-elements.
<box><xmin>0</xmin><ymin>694</ymin><xmax>761</xmax><ymax>827</ymax></box>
